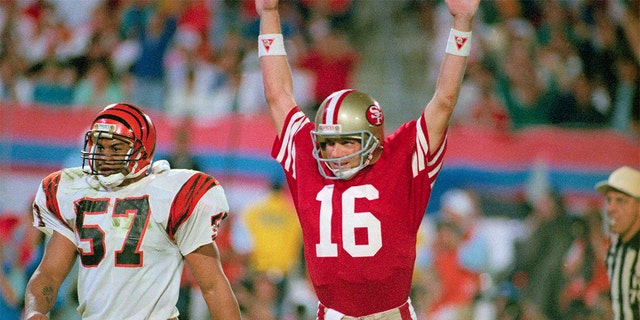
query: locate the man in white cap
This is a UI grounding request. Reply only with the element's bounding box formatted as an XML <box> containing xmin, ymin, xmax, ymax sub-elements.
<box><xmin>596</xmin><ymin>166</ymin><xmax>640</xmax><ymax>320</ymax></box>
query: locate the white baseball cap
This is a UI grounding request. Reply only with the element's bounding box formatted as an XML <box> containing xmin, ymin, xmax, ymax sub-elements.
<box><xmin>595</xmin><ymin>166</ymin><xmax>640</xmax><ymax>199</ymax></box>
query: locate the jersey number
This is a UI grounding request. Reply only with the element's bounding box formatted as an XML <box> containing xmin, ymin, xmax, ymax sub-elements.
<box><xmin>315</xmin><ymin>185</ymin><xmax>382</xmax><ymax>257</ymax></box>
<box><xmin>75</xmin><ymin>196</ymin><xmax>150</xmax><ymax>267</ymax></box>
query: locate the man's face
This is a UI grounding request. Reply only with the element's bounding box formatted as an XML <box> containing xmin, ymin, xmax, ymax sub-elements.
<box><xmin>320</xmin><ymin>137</ymin><xmax>362</xmax><ymax>170</ymax></box>
<box><xmin>605</xmin><ymin>190</ymin><xmax>640</xmax><ymax>241</ymax></box>
<box><xmin>93</xmin><ymin>137</ymin><xmax>132</xmax><ymax>176</ymax></box>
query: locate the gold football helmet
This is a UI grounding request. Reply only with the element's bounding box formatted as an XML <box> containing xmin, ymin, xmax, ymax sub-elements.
<box><xmin>311</xmin><ymin>89</ymin><xmax>385</xmax><ymax>179</ymax></box>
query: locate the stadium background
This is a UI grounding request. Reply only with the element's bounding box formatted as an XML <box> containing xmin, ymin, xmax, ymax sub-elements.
<box><xmin>0</xmin><ymin>0</ymin><xmax>638</xmax><ymax>319</ymax></box>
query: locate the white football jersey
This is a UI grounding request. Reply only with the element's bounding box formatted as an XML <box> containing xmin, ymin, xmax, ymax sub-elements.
<box><xmin>32</xmin><ymin>164</ymin><xmax>229</xmax><ymax>320</ymax></box>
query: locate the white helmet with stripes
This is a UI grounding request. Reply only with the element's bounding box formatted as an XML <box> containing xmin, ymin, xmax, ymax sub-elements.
<box><xmin>311</xmin><ymin>89</ymin><xmax>385</xmax><ymax>180</ymax></box>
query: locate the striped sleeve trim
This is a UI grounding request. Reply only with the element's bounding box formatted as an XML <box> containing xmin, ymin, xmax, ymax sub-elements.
<box><xmin>166</xmin><ymin>173</ymin><xmax>220</xmax><ymax>241</ymax></box>
<box><xmin>40</xmin><ymin>171</ymin><xmax>72</xmax><ymax>231</ymax></box>
<box><xmin>275</xmin><ymin>109</ymin><xmax>309</xmax><ymax>179</ymax></box>
<box><xmin>412</xmin><ymin>116</ymin><xmax>447</xmax><ymax>178</ymax></box>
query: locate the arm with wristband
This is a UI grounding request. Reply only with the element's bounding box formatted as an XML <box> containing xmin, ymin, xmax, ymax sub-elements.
<box><xmin>256</xmin><ymin>0</ymin><xmax>297</xmax><ymax>138</ymax></box>
<box><xmin>423</xmin><ymin>0</ymin><xmax>480</xmax><ymax>153</ymax></box>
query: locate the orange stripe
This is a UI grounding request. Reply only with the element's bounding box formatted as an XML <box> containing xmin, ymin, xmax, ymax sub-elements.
<box><xmin>166</xmin><ymin>173</ymin><xmax>219</xmax><ymax>241</ymax></box>
<box><xmin>42</xmin><ymin>171</ymin><xmax>72</xmax><ymax>231</ymax></box>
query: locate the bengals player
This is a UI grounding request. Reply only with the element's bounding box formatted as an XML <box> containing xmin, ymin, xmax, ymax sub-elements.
<box><xmin>24</xmin><ymin>103</ymin><xmax>241</xmax><ymax>320</ymax></box>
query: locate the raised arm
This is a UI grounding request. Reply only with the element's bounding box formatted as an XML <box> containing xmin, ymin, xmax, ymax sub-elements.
<box><xmin>423</xmin><ymin>0</ymin><xmax>480</xmax><ymax>150</ymax></box>
<box><xmin>24</xmin><ymin>232</ymin><xmax>78</xmax><ymax>320</ymax></box>
<box><xmin>257</xmin><ymin>0</ymin><xmax>297</xmax><ymax>136</ymax></box>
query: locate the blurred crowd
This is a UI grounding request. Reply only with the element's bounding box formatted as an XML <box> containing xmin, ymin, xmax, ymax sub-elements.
<box><xmin>0</xmin><ymin>0</ymin><xmax>638</xmax><ymax>135</ymax></box>
<box><xmin>0</xmin><ymin>0</ymin><xmax>638</xmax><ymax>319</ymax></box>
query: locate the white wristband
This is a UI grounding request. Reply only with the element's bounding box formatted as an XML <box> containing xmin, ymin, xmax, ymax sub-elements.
<box><xmin>445</xmin><ymin>28</ymin><xmax>472</xmax><ymax>56</ymax></box>
<box><xmin>258</xmin><ymin>34</ymin><xmax>287</xmax><ymax>57</ymax></box>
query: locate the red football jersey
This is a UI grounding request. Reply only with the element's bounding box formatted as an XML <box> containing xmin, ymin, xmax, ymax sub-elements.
<box><xmin>272</xmin><ymin>108</ymin><xmax>447</xmax><ymax>316</ymax></box>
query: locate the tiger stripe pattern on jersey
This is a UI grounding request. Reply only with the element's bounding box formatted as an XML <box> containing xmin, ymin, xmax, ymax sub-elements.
<box><xmin>38</xmin><ymin>170</ymin><xmax>72</xmax><ymax>231</ymax></box>
<box><xmin>167</xmin><ymin>172</ymin><xmax>221</xmax><ymax>241</ymax></box>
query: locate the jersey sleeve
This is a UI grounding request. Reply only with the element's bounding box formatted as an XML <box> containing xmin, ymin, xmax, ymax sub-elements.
<box><xmin>32</xmin><ymin>171</ymin><xmax>77</xmax><ymax>245</ymax></box>
<box><xmin>271</xmin><ymin>107</ymin><xmax>311</xmax><ymax>181</ymax></box>
<box><xmin>413</xmin><ymin>115</ymin><xmax>447</xmax><ymax>179</ymax></box>
<box><xmin>170</xmin><ymin>176</ymin><xmax>230</xmax><ymax>256</ymax></box>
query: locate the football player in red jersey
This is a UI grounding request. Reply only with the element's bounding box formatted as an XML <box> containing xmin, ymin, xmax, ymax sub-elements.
<box><xmin>256</xmin><ymin>0</ymin><xmax>480</xmax><ymax>318</ymax></box>
<box><xmin>24</xmin><ymin>103</ymin><xmax>241</xmax><ymax>320</ymax></box>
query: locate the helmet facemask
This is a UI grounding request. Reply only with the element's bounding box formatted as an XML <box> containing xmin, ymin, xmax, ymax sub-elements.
<box><xmin>82</xmin><ymin>129</ymin><xmax>148</xmax><ymax>188</ymax></box>
<box><xmin>312</xmin><ymin>130</ymin><xmax>380</xmax><ymax>180</ymax></box>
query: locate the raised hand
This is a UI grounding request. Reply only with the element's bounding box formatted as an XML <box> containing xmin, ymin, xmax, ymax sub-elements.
<box><xmin>255</xmin><ymin>0</ymin><xmax>279</xmax><ymax>15</ymax></box>
<box><xmin>445</xmin><ymin>0</ymin><xmax>481</xmax><ymax>25</ymax></box>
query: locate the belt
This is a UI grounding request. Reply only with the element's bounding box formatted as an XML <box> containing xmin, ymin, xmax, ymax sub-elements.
<box><xmin>317</xmin><ymin>298</ymin><xmax>415</xmax><ymax>320</ymax></box>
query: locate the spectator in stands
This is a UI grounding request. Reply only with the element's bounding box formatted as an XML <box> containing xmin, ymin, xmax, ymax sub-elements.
<box><xmin>13</xmin><ymin>1</ymin><xmax>58</xmax><ymax>66</ymax></box>
<box><xmin>440</xmin><ymin>189</ymin><xmax>491</xmax><ymax>275</ymax></box>
<box><xmin>296</xmin><ymin>27</ymin><xmax>359</xmax><ymax>112</ymax></box>
<box><xmin>0</xmin><ymin>0</ymin><xmax>20</xmax><ymax>101</ymax></box>
<box><xmin>512</xmin><ymin>188</ymin><xmax>576</xmax><ymax>320</ymax></box>
<box><xmin>618</xmin><ymin>0</ymin><xmax>639</xmax><ymax>63</ymax></box>
<box><xmin>210</xmin><ymin>36</ymin><xmax>247</xmax><ymax>115</ymax></box>
<box><xmin>0</xmin><ymin>238</ymin><xmax>20</xmax><ymax>320</ymax></box>
<box><xmin>494</xmin><ymin>22</ymin><xmax>564</xmax><ymax>130</ymax></box>
<box><xmin>31</xmin><ymin>60</ymin><xmax>77</xmax><ymax>107</ymax></box>
<box><xmin>423</xmin><ymin>220</ymin><xmax>481</xmax><ymax>320</ymax></box>
<box><xmin>67</xmin><ymin>2</ymin><xmax>122</xmax><ymax>80</ymax></box>
<box><xmin>0</xmin><ymin>0</ymin><xmax>18</xmax><ymax>52</ymax></box>
<box><xmin>237</xmin><ymin>179</ymin><xmax>303</xmax><ymax>318</ymax></box>
<box><xmin>580</xmin><ymin>4</ymin><xmax>623</xmax><ymax>98</ymax></box>
<box><xmin>126</xmin><ymin>1</ymin><xmax>180</xmax><ymax>111</ymax></box>
<box><xmin>559</xmin><ymin>208</ymin><xmax>610</xmax><ymax>318</ymax></box>
<box><xmin>455</xmin><ymin>58</ymin><xmax>511</xmax><ymax>131</ymax></box>
<box><xmin>167</xmin><ymin>119</ymin><xmax>202</xmax><ymax>172</ymax></box>
<box><xmin>238</xmin><ymin>272</ymin><xmax>279</xmax><ymax>320</ymax></box>
<box><xmin>420</xmin><ymin>188</ymin><xmax>490</xmax><ymax>319</ymax></box>
<box><xmin>534</xmin><ymin>1</ymin><xmax>582</xmax><ymax>93</ymax></box>
<box><xmin>0</xmin><ymin>55</ymin><xmax>17</xmax><ymax>101</ymax></box>
<box><xmin>298</xmin><ymin>0</ymin><xmax>355</xmax><ymax>32</ymax></box>
<box><xmin>611</xmin><ymin>55</ymin><xmax>639</xmax><ymax>138</ymax></box>
<box><xmin>177</xmin><ymin>0</ymin><xmax>211</xmax><ymax>40</ymax></box>
<box><xmin>548</xmin><ymin>73</ymin><xmax>608</xmax><ymax>128</ymax></box>
<box><xmin>73</xmin><ymin>57</ymin><xmax>125</xmax><ymax>108</ymax></box>
<box><xmin>164</xmin><ymin>29</ymin><xmax>243</xmax><ymax>119</ymax></box>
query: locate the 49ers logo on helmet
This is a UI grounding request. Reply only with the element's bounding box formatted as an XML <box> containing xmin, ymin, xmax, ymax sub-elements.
<box><xmin>366</xmin><ymin>104</ymin><xmax>384</xmax><ymax>126</ymax></box>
